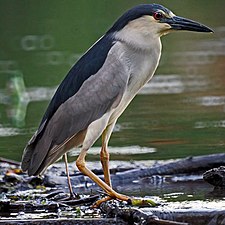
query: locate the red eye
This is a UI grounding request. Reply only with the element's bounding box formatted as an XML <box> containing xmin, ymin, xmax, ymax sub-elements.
<box><xmin>153</xmin><ymin>12</ymin><xmax>163</xmax><ymax>20</ymax></box>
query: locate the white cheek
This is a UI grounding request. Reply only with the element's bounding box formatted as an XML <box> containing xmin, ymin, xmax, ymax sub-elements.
<box><xmin>114</xmin><ymin>15</ymin><xmax>173</xmax><ymax>49</ymax></box>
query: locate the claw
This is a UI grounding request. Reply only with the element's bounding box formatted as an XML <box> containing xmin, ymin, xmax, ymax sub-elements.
<box><xmin>129</xmin><ymin>198</ymin><xmax>157</xmax><ymax>207</ymax></box>
<box><xmin>60</xmin><ymin>193</ymin><xmax>80</xmax><ymax>201</ymax></box>
<box><xmin>92</xmin><ymin>195</ymin><xmax>157</xmax><ymax>208</ymax></box>
<box><xmin>92</xmin><ymin>196</ymin><xmax>113</xmax><ymax>208</ymax></box>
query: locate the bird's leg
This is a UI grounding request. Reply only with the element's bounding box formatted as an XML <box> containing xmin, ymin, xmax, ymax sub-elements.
<box><xmin>63</xmin><ymin>153</ymin><xmax>77</xmax><ymax>199</ymax></box>
<box><xmin>99</xmin><ymin>122</ymin><xmax>117</xmax><ymax>187</ymax></box>
<box><xmin>95</xmin><ymin>125</ymin><xmax>115</xmax><ymax>206</ymax></box>
<box><xmin>96</xmin><ymin>132</ymin><xmax>113</xmax><ymax>206</ymax></box>
<box><xmin>76</xmin><ymin>148</ymin><xmax>129</xmax><ymax>205</ymax></box>
<box><xmin>100</xmin><ymin>129</ymin><xmax>111</xmax><ymax>187</ymax></box>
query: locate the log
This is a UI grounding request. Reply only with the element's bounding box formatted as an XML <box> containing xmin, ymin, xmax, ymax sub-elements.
<box><xmin>147</xmin><ymin>208</ymin><xmax>225</xmax><ymax>225</ymax></box>
<box><xmin>110</xmin><ymin>153</ymin><xmax>225</xmax><ymax>185</ymax></box>
<box><xmin>0</xmin><ymin>218</ymin><xmax>125</xmax><ymax>225</ymax></box>
<box><xmin>0</xmin><ymin>201</ymin><xmax>59</xmax><ymax>214</ymax></box>
<box><xmin>45</xmin><ymin>153</ymin><xmax>225</xmax><ymax>188</ymax></box>
<box><xmin>100</xmin><ymin>202</ymin><xmax>225</xmax><ymax>225</ymax></box>
<box><xmin>0</xmin><ymin>195</ymin><xmax>100</xmax><ymax>214</ymax></box>
<box><xmin>59</xmin><ymin>194</ymin><xmax>99</xmax><ymax>205</ymax></box>
<box><xmin>1</xmin><ymin>153</ymin><xmax>225</xmax><ymax>224</ymax></box>
<box><xmin>203</xmin><ymin>166</ymin><xmax>225</xmax><ymax>188</ymax></box>
<box><xmin>100</xmin><ymin>202</ymin><xmax>188</xmax><ymax>225</ymax></box>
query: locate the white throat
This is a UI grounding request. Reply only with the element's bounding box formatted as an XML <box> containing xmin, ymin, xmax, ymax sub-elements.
<box><xmin>114</xmin><ymin>15</ymin><xmax>164</xmax><ymax>52</ymax></box>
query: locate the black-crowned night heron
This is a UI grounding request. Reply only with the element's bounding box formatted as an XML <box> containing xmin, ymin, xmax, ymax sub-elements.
<box><xmin>21</xmin><ymin>4</ymin><xmax>212</xmax><ymax>205</ymax></box>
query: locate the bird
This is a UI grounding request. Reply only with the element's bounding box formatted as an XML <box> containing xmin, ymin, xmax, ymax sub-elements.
<box><xmin>21</xmin><ymin>4</ymin><xmax>212</xmax><ymax>205</ymax></box>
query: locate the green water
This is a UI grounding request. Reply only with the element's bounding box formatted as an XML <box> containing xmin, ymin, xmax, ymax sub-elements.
<box><xmin>0</xmin><ymin>0</ymin><xmax>224</xmax><ymax>162</ymax></box>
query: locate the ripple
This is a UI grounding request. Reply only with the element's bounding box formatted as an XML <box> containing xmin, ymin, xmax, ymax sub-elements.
<box><xmin>195</xmin><ymin>120</ymin><xmax>225</xmax><ymax>129</ymax></box>
<box><xmin>0</xmin><ymin>126</ymin><xmax>21</xmax><ymax>137</ymax></box>
<box><xmin>194</xmin><ymin>96</ymin><xmax>225</xmax><ymax>107</ymax></box>
<box><xmin>140</xmin><ymin>74</ymin><xmax>208</xmax><ymax>94</ymax></box>
<box><xmin>69</xmin><ymin>146</ymin><xmax>156</xmax><ymax>156</ymax></box>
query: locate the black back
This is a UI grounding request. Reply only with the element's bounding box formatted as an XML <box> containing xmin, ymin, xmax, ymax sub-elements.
<box><xmin>38</xmin><ymin>34</ymin><xmax>115</xmax><ymax>134</ymax></box>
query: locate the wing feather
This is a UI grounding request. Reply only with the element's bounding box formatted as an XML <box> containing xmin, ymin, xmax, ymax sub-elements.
<box><xmin>21</xmin><ymin>34</ymin><xmax>115</xmax><ymax>172</ymax></box>
<box><xmin>23</xmin><ymin>42</ymin><xmax>130</xmax><ymax>175</ymax></box>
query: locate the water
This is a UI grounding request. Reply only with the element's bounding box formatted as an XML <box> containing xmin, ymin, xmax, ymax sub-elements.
<box><xmin>0</xmin><ymin>1</ymin><xmax>224</xmax><ymax>163</ymax></box>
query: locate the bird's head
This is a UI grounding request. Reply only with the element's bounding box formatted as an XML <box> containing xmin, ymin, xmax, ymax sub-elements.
<box><xmin>108</xmin><ymin>4</ymin><xmax>213</xmax><ymax>49</ymax></box>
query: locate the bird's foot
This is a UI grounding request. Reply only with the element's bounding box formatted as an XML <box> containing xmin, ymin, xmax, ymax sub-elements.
<box><xmin>128</xmin><ymin>198</ymin><xmax>157</xmax><ymax>207</ymax></box>
<box><xmin>46</xmin><ymin>190</ymin><xmax>80</xmax><ymax>201</ymax></box>
<box><xmin>60</xmin><ymin>192</ymin><xmax>80</xmax><ymax>201</ymax></box>
<box><xmin>92</xmin><ymin>191</ymin><xmax>129</xmax><ymax>208</ymax></box>
<box><xmin>92</xmin><ymin>196</ymin><xmax>112</xmax><ymax>208</ymax></box>
<box><xmin>93</xmin><ymin>195</ymin><xmax>157</xmax><ymax>208</ymax></box>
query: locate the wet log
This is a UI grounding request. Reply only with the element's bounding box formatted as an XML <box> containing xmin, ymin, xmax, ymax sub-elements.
<box><xmin>59</xmin><ymin>194</ymin><xmax>99</xmax><ymax>205</ymax></box>
<box><xmin>0</xmin><ymin>195</ymin><xmax>99</xmax><ymax>214</ymax></box>
<box><xmin>100</xmin><ymin>202</ymin><xmax>225</xmax><ymax>225</ymax></box>
<box><xmin>0</xmin><ymin>201</ymin><xmax>59</xmax><ymax>214</ymax></box>
<box><xmin>100</xmin><ymin>202</ymin><xmax>188</xmax><ymax>225</ymax></box>
<box><xmin>0</xmin><ymin>218</ymin><xmax>125</xmax><ymax>225</ymax></box>
<box><xmin>1</xmin><ymin>154</ymin><xmax>225</xmax><ymax>224</ymax></box>
<box><xmin>203</xmin><ymin>166</ymin><xmax>225</xmax><ymax>188</ymax></box>
<box><xmin>45</xmin><ymin>153</ymin><xmax>225</xmax><ymax>187</ymax></box>
<box><xmin>110</xmin><ymin>153</ymin><xmax>225</xmax><ymax>185</ymax></box>
<box><xmin>147</xmin><ymin>208</ymin><xmax>225</xmax><ymax>225</ymax></box>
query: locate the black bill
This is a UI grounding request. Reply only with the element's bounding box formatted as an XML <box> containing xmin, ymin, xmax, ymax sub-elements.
<box><xmin>165</xmin><ymin>16</ymin><xmax>213</xmax><ymax>33</ymax></box>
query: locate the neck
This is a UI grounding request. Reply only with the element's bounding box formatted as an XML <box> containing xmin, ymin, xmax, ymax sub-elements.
<box><xmin>109</xmin><ymin>35</ymin><xmax>162</xmax><ymax>94</ymax></box>
<box><xmin>114</xmin><ymin>29</ymin><xmax>162</xmax><ymax>53</ymax></box>
<box><xmin>112</xmin><ymin>15</ymin><xmax>163</xmax><ymax>52</ymax></box>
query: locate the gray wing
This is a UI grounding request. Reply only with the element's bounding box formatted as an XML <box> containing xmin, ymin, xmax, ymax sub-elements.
<box><xmin>23</xmin><ymin>44</ymin><xmax>130</xmax><ymax>175</ymax></box>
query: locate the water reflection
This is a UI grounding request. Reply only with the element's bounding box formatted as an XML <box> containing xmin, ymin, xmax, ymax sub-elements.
<box><xmin>140</xmin><ymin>74</ymin><xmax>208</xmax><ymax>94</ymax></box>
<box><xmin>19</xmin><ymin>35</ymin><xmax>55</xmax><ymax>51</ymax></box>
<box><xmin>0</xmin><ymin>126</ymin><xmax>21</xmax><ymax>137</ymax></box>
<box><xmin>193</xmin><ymin>96</ymin><xmax>225</xmax><ymax>107</ymax></box>
<box><xmin>195</xmin><ymin>120</ymin><xmax>225</xmax><ymax>129</ymax></box>
<box><xmin>0</xmin><ymin>73</ymin><xmax>55</xmax><ymax>131</ymax></box>
<box><xmin>69</xmin><ymin>146</ymin><xmax>156</xmax><ymax>157</ymax></box>
<box><xmin>0</xmin><ymin>73</ymin><xmax>27</xmax><ymax>127</ymax></box>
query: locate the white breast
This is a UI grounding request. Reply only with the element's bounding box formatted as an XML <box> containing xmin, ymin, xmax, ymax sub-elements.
<box><xmin>109</xmin><ymin>40</ymin><xmax>162</xmax><ymax>123</ymax></box>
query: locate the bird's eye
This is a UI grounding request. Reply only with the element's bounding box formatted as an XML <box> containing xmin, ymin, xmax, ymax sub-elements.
<box><xmin>153</xmin><ymin>12</ymin><xmax>163</xmax><ymax>20</ymax></box>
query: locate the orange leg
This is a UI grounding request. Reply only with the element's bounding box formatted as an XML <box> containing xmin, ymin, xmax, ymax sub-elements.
<box><xmin>99</xmin><ymin>122</ymin><xmax>117</xmax><ymax>188</ymax></box>
<box><xmin>76</xmin><ymin>149</ymin><xmax>129</xmax><ymax>204</ymax></box>
<box><xmin>97</xmin><ymin>124</ymin><xmax>115</xmax><ymax>205</ymax></box>
<box><xmin>97</xmin><ymin>135</ymin><xmax>113</xmax><ymax>206</ymax></box>
<box><xmin>100</xmin><ymin>129</ymin><xmax>112</xmax><ymax>187</ymax></box>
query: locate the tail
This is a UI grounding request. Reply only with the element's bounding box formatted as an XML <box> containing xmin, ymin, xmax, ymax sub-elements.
<box><xmin>21</xmin><ymin>124</ymin><xmax>86</xmax><ymax>176</ymax></box>
<box><xmin>21</xmin><ymin>131</ymin><xmax>53</xmax><ymax>176</ymax></box>
<box><xmin>21</xmin><ymin>132</ymin><xmax>71</xmax><ymax>176</ymax></box>
<box><xmin>21</xmin><ymin>142</ymin><xmax>36</xmax><ymax>173</ymax></box>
